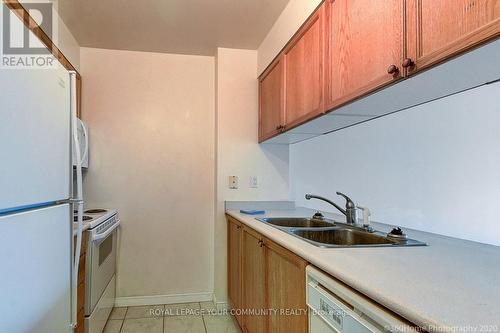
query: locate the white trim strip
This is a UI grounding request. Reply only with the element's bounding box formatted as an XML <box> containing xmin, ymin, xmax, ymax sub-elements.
<box><xmin>115</xmin><ymin>292</ymin><xmax>214</xmax><ymax>307</ymax></box>
<box><xmin>212</xmin><ymin>294</ymin><xmax>229</xmax><ymax>311</ymax></box>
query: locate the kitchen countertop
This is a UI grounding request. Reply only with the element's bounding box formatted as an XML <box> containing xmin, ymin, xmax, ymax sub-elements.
<box><xmin>226</xmin><ymin>207</ymin><xmax>500</xmax><ymax>332</ymax></box>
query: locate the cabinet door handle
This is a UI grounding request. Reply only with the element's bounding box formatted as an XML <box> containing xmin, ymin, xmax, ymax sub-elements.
<box><xmin>236</xmin><ymin>225</ymin><xmax>241</xmax><ymax>230</ymax></box>
<box><xmin>258</xmin><ymin>239</ymin><xmax>264</xmax><ymax>247</ymax></box>
<box><xmin>387</xmin><ymin>64</ymin><xmax>399</xmax><ymax>75</ymax></box>
<box><xmin>402</xmin><ymin>58</ymin><xmax>414</xmax><ymax>68</ymax></box>
<box><xmin>276</xmin><ymin>125</ymin><xmax>285</xmax><ymax>131</ymax></box>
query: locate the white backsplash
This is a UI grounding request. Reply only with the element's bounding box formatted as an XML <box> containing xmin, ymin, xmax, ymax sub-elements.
<box><xmin>290</xmin><ymin>81</ymin><xmax>500</xmax><ymax>246</ymax></box>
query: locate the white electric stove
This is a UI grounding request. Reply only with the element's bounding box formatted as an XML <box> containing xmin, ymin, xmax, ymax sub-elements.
<box><xmin>74</xmin><ymin>208</ymin><xmax>119</xmax><ymax>333</ymax></box>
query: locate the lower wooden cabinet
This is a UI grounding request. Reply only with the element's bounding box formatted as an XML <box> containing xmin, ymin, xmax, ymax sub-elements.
<box><xmin>227</xmin><ymin>216</ymin><xmax>243</xmax><ymax>326</ymax></box>
<box><xmin>266</xmin><ymin>239</ymin><xmax>308</xmax><ymax>333</ymax></box>
<box><xmin>241</xmin><ymin>224</ymin><xmax>267</xmax><ymax>333</ymax></box>
<box><xmin>75</xmin><ymin>281</ymin><xmax>85</xmax><ymax>333</ymax></box>
<box><xmin>227</xmin><ymin>215</ymin><xmax>308</xmax><ymax>333</ymax></box>
<box><xmin>74</xmin><ymin>232</ymin><xmax>87</xmax><ymax>333</ymax></box>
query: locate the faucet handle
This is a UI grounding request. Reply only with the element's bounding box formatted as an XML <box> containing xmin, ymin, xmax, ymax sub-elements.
<box><xmin>312</xmin><ymin>211</ymin><xmax>324</xmax><ymax>220</ymax></box>
<box><xmin>356</xmin><ymin>206</ymin><xmax>371</xmax><ymax>228</ymax></box>
<box><xmin>336</xmin><ymin>192</ymin><xmax>355</xmax><ymax>208</ymax></box>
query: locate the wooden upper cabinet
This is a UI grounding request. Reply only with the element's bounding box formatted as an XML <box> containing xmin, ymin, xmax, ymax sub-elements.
<box><xmin>406</xmin><ymin>0</ymin><xmax>500</xmax><ymax>72</ymax></box>
<box><xmin>325</xmin><ymin>0</ymin><xmax>404</xmax><ymax>110</ymax></box>
<box><xmin>265</xmin><ymin>239</ymin><xmax>308</xmax><ymax>333</ymax></box>
<box><xmin>227</xmin><ymin>217</ymin><xmax>242</xmax><ymax>326</ymax></box>
<box><xmin>283</xmin><ymin>3</ymin><xmax>326</xmax><ymax>129</ymax></box>
<box><xmin>259</xmin><ymin>59</ymin><xmax>285</xmax><ymax>142</ymax></box>
<box><xmin>241</xmin><ymin>227</ymin><xmax>266</xmax><ymax>333</ymax></box>
<box><xmin>257</xmin><ymin>0</ymin><xmax>500</xmax><ymax>142</ymax></box>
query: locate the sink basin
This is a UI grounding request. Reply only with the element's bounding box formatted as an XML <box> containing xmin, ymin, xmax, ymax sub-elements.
<box><xmin>257</xmin><ymin>217</ymin><xmax>335</xmax><ymax>228</ymax></box>
<box><xmin>291</xmin><ymin>228</ymin><xmax>397</xmax><ymax>247</ymax></box>
<box><xmin>255</xmin><ymin>216</ymin><xmax>426</xmax><ymax>247</ymax></box>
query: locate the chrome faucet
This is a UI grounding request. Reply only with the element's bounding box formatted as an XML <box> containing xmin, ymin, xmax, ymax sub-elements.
<box><xmin>305</xmin><ymin>192</ymin><xmax>357</xmax><ymax>225</ymax></box>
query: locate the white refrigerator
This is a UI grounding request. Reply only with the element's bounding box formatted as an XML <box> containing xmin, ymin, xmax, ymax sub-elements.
<box><xmin>0</xmin><ymin>64</ymin><xmax>85</xmax><ymax>332</ymax></box>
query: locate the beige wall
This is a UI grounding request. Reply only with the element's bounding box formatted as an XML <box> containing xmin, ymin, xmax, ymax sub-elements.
<box><xmin>77</xmin><ymin>0</ymin><xmax>324</xmax><ymax>305</ymax></box>
<box><xmin>214</xmin><ymin>48</ymin><xmax>289</xmax><ymax>303</ymax></box>
<box><xmin>257</xmin><ymin>0</ymin><xmax>322</xmax><ymax>75</ymax></box>
<box><xmin>80</xmin><ymin>47</ymin><xmax>215</xmax><ymax>302</ymax></box>
<box><xmin>57</xmin><ymin>18</ymin><xmax>80</xmax><ymax>70</ymax></box>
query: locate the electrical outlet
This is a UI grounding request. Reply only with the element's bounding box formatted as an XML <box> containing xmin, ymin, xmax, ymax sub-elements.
<box><xmin>249</xmin><ymin>176</ymin><xmax>258</xmax><ymax>188</ymax></box>
<box><xmin>228</xmin><ymin>176</ymin><xmax>238</xmax><ymax>189</ymax></box>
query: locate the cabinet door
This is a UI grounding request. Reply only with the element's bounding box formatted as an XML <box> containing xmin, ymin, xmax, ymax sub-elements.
<box><xmin>265</xmin><ymin>239</ymin><xmax>308</xmax><ymax>333</ymax></box>
<box><xmin>227</xmin><ymin>217</ymin><xmax>242</xmax><ymax>326</ymax></box>
<box><xmin>406</xmin><ymin>0</ymin><xmax>500</xmax><ymax>72</ymax></box>
<box><xmin>241</xmin><ymin>227</ymin><xmax>267</xmax><ymax>333</ymax></box>
<box><xmin>259</xmin><ymin>59</ymin><xmax>285</xmax><ymax>142</ymax></box>
<box><xmin>283</xmin><ymin>4</ymin><xmax>325</xmax><ymax>129</ymax></box>
<box><xmin>325</xmin><ymin>0</ymin><xmax>404</xmax><ymax>110</ymax></box>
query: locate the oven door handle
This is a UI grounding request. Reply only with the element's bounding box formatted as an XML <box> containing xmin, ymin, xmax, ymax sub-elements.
<box><xmin>92</xmin><ymin>219</ymin><xmax>120</xmax><ymax>243</ymax></box>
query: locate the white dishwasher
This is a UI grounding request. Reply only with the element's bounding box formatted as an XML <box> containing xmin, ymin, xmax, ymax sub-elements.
<box><xmin>306</xmin><ymin>266</ymin><xmax>409</xmax><ymax>333</ymax></box>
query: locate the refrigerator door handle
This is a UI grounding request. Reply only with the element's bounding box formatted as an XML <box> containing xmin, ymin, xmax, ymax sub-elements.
<box><xmin>78</xmin><ymin>118</ymin><xmax>89</xmax><ymax>164</ymax></box>
<box><xmin>69</xmin><ymin>71</ymin><xmax>84</xmax><ymax>332</ymax></box>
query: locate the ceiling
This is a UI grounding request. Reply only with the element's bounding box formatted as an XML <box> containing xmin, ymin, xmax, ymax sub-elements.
<box><xmin>58</xmin><ymin>0</ymin><xmax>290</xmax><ymax>56</ymax></box>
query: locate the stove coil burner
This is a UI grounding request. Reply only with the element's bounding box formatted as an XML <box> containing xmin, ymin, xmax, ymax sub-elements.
<box><xmin>85</xmin><ymin>209</ymin><xmax>107</xmax><ymax>214</ymax></box>
<box><xmin>74</xmin><ymin>215</ymin><xmax>93</xmax><ymax>222</ymax></box>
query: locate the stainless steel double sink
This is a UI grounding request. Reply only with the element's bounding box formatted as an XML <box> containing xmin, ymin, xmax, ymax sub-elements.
<box><xmin>256</xmin><ymin>217</ymin><xmax>426</xmax><ymax>248</ymax></box>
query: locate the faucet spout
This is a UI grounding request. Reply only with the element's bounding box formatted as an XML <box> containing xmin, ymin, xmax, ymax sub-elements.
<box><xmin>305</xmin><ymin>193</ymin><xmax>357</xmax><ymax>225</ymax></box>
<box><xmin>305</xmin><ymin>194</ymin><xmax>347</xmax><ymax>216</ymax></box>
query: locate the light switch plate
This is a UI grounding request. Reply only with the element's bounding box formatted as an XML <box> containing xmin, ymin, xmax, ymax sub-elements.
<box><xmin>228</xmin><ymin>176</ymin><xmax>238</xmax><ymax>189</ymax></box>
<box><xmin>249</xmin><ymin>176</ymin><xmax>258</xmax><ymax>188</ymax></box>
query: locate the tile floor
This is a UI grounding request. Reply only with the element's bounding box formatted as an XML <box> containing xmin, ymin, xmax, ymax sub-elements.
<box><xmin>103</xmin><ymin>301</ymin><xmax>240</xmax><ymax>333</ymax></box>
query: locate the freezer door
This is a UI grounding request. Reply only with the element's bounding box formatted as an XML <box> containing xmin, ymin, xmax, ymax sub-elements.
<box><xmin>0</xmin><ymin>204</ymin><xmax>72</xmax><ymax>333</ymax></box>
<box><xmin>0</xmin><ymin>65</ymin><xmax>71</xmax><ymax>211</ymax></box>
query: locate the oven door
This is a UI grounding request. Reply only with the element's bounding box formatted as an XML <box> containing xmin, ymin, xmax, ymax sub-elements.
<box><xmin>85</xmin><ymin>218</ymin><xmax>119</xmax><ymax>315</ymax></box>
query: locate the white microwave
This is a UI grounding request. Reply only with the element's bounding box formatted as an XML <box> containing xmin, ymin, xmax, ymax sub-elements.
<box><xmin>73</xmin><ymin>119</ymin><xmax>89</xmax><ymax>169</ymax></box>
